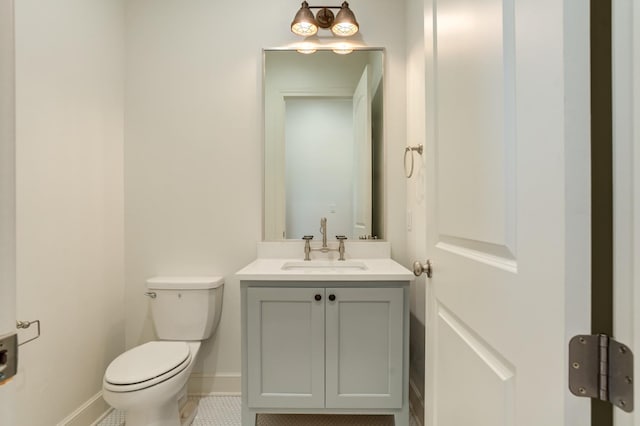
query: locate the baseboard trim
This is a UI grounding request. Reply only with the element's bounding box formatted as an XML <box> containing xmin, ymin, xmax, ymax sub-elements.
<box><xmin>59</xmin><ymin>373</ymin><xmax>240</xmax><ymax>425</ymax></box>
<box><xmin>56</xmin><ymin>391</ymin><xmax>111</xmax><ymax>426</ymax></box>
<box><xmin>188</xmin><ymin>373</ymin><xmax>241</xmax><ymax>396</ymax></box>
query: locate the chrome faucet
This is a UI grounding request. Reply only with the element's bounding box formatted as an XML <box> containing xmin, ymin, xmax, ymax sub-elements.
<box><xmin>302</xmin><ymin>218</ymin><xmax>347</xmax><ymax>261</ymax></box>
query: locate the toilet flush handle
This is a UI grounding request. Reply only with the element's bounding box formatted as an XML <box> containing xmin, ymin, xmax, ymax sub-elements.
<box><xmin>144</xmin><ymin>292</ymin><xmax>157</xmax><ymax>299</ymax></box>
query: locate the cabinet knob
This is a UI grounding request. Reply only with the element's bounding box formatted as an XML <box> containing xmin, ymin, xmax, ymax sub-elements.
<box><xmin>328</xmin><ymin>294</ymin><xmax>336</xmax><ymax>301</ymax></box>
<box><xmin>314</xmin><ymin>294</ymin><xmax>322</xmax><ymax>301</ymax></box>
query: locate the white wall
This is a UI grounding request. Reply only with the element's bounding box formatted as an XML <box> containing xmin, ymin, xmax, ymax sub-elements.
<box><xmin>14</xmin><ymin>1</ymin><xmax>125</xmax><ymax>424</ymax></box>
<box><xmin>406</xmin><ymin>0</ymin><xmax>427</xmax><ymax>327</ymax></box>
<box><xmin>405</xmin><ymin>0</ymin><xmax>427</xmax><ymax>418</ymax></box>
<box><xmin>124</xmin><ymin>0</ymin><xmax>408</xmax><ymax>391</ymax></box>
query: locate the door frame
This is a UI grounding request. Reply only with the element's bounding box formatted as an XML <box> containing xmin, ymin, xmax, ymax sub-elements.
<box><xmin>612</xmin><ymin>0</ymin><xmax>639</xmax><ymax>425</ymax></box>
<box><xmin>0</xmin><ymin>0</ymin><xmax>17</xmax><ymax>422</ymax></box>
<box><xmin>0</xmin><ymin>0</ymin><xmax>16</xmax><ymax>348</ymax></box>
<box><xmin>592</xmin><ymin>0</ymin><xmax>614</xmax><ymax>422</ymax></box>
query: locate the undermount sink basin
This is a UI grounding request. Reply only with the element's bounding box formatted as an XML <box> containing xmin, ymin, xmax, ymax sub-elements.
<box><xmin>281</xmin><ymin>260</ymin><xmax>368</xmax><ymax>272</ymax></box>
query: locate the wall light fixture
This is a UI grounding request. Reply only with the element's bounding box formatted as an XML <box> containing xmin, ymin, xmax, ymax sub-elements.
<box><xmin>291</xmin><ymin>1</ymin><xmax>359</xmax><ymax>37</ymax></box>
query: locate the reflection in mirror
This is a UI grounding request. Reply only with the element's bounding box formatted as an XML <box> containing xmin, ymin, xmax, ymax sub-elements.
<box><xmin>263</xmin><ymin>49</ymin><xmax>384</xmax><ymax>241</ymax></box>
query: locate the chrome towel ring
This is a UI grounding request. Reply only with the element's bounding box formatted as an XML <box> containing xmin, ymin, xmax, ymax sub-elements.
<box><xmin>404</xmin><ymin>144</ymin><xmax>423</xmax><ymax>178</ymax></box>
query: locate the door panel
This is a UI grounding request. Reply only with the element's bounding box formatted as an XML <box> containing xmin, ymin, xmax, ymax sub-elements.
<box><xmin>325</xmin><ymin>287</ymin><xmax>403</xmax><ymax>409</ymax></box>
<box><xmin>424</xmin><ymin>0</ymin><xmax>591</xmax><ymax>424</ymax></box>
<box><xmin>436</xmin><ymin>0</ymin><xmax>516</xmax><ymax>256</ymax></box>
<box><xmin>247</xmin><ymin>287</ymin><xmax>325</xmax><ymax>408</ymax></box>
<box><xmin>432</xmin><ymin>0</ymin><xmax>518</xmax><ymax>396</ymax></box>
<box><xmin>435</xmin><ymin>305</ymin><xmax>515</xmax><ymax>426</ymax></box>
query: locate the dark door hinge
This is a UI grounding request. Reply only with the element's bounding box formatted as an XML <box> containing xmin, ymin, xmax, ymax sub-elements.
<box><xmin>569</xmin><ymin>334</ymin><xmax>634</xmax><ymax>412</ymax></box>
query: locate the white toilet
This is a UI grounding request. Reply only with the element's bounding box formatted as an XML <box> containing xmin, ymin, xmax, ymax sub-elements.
<box><xmin>103</xmin><ymin>276</ymin><xmax>224</xmax><ymax>426</ymax></box>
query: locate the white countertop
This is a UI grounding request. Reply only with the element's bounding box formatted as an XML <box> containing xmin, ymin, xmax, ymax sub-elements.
<box><xmin>235</xmin><ymin>257</ymin><xmax>414</xmax><ymax>282</ymax></box>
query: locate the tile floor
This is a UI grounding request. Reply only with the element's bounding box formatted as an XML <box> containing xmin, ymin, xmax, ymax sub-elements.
<box><xmin>97</xmin><ymin>396</ymin><xmax>420</xmax><ymax>426</ymax></box>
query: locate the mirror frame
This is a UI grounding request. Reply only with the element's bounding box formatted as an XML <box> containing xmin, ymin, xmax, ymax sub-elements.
<box><xmin>261</xmin><ymin>47</ymin><xmax>387</xmax><ymax>242</ymax></box>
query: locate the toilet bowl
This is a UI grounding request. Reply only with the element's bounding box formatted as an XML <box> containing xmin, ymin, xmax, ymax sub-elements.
<box><xmin>103</xmin><ymin>276</ymin><xmax>224</xmax><ymax>426</ymax></box>
<box><xmin>103</xmin><ymin>341</ymin><xmax>200</xmax><ymax>425</ymax></box>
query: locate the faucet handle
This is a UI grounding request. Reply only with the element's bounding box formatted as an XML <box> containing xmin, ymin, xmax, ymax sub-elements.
<box><xmin>302</xmin><ymin>235</ymin><xmax>313</xmax><ymax>261</ymax></box>
<box><xmin>336</xmin><ymin>236</ymin><xmax>347</xmax><ymax>261</ymax></box>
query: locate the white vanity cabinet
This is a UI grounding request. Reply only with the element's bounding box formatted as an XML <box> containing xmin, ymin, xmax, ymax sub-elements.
<box><xmin>241</xmin><ymin>281</ymin><xmax>410</xmax><ymax>425</ymax></box>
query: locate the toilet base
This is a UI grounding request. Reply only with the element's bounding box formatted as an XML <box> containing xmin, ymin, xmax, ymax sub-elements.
<box><xmin>123</xmin><ymin>399</ymin><xmax>198</xmax><ymax>426</ymax></box>
<box><xmin>121</xmin><ymin>382</ymin><xmax>198</xmax><ymax>426</ymax></box>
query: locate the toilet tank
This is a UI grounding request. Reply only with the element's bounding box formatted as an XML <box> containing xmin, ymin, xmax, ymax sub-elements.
<box><xmin>146</xmin><ymin>276</ymin><xmax>224</xmax><ymax>341</ymax></box>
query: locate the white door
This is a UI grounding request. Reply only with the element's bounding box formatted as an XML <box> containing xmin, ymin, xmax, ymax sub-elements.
<box><xmin>352</xmin><ymin>66</ymin><xmax>372</xmax><ymax>238</ymax></box>
<box><xmin>613</xmin><ymin>0</ymin><xmax>640</xmax><ymax>424</ymax></box>
<box><xmin>423</xmin><ymin>0</ymin><xmax>591</xmax><ymax>425</ymax></box>
<box><xmin>0</xmin><ymin>0</ymin><xmax>16</xmax><ymax>422</ymax></box>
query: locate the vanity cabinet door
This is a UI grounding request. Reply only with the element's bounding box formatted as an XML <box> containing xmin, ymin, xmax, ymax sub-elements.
<box><xmin>325</xmin><ymin>287</ymin><xmax>404</xmax><ymax>409</ymax></box>
<box><xmin>246</xmin><ymin>287</ymin><xmax>325</xmax><ymax>408</ymax></box>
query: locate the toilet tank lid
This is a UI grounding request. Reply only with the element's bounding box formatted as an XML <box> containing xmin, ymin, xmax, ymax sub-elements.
<box><xmin>146</xmin><ymin>276</ymin><xmax>224</xmax><ymax>290</ymax></box>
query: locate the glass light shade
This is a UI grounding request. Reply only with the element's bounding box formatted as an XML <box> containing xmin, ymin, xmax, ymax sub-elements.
<box><xmin>291</xmin><ymin>1</ymin><xmax>318</xmax><ymax>36</ymax></box>
<box><xmin>297</xmin><ymin>42</ymin><xmax>317</xmax><ymax>54</ymax></box>
<box><xmin>331</xmin><ymin>2</ymin><xmax>359</xmax><ymax>36</ymax></box>
<box><xmin>332</xmin><ymin>43</ymin><xmax>353</xmax><ymax>55</ymax></box>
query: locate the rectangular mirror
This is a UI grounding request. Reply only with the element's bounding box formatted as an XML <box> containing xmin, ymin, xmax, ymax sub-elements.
<box><xmin>263</xmin><ymin>48</ymin><xmax>384</xmax><ymax>241</ymax></box>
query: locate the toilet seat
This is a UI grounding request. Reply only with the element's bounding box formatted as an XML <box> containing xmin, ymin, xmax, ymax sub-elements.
<box><xmin>104</xmin><ymin>341</ymin><xmax>191</xmax><ymax>393</ymax></box>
